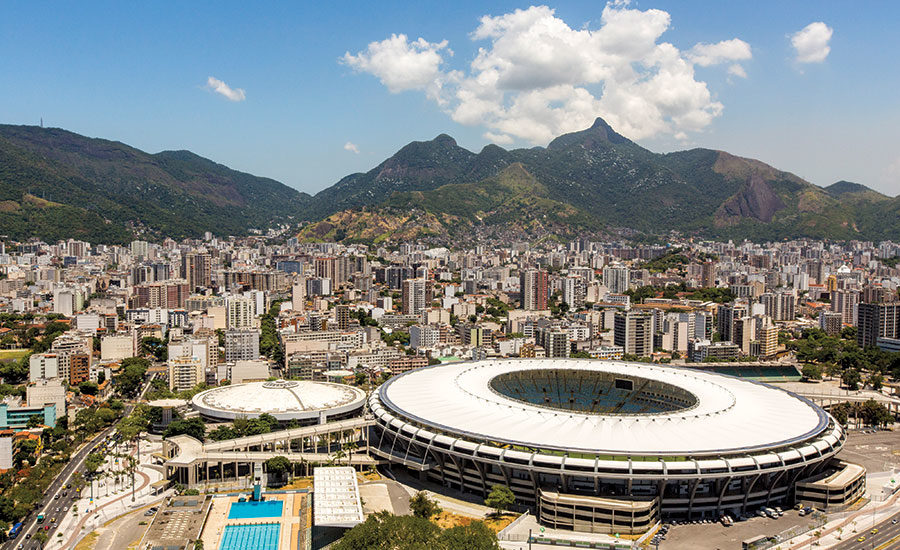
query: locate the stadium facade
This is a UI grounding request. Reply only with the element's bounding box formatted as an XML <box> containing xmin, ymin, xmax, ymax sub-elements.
<box><xmin>369</xmin><ymin>359</ymin><xmax>864</xmax><ymax>534</ymax></box>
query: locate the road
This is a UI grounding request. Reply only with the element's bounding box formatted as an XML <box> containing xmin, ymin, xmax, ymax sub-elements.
<box><xmin>831</xmin><ymin>510</ymin><xmax>900</xmax><ymax>550</ymax></box>
<box><xmin>5</xmin><ymin>374</ymin><xmax>154</xmax><ymax>549</ymax></box>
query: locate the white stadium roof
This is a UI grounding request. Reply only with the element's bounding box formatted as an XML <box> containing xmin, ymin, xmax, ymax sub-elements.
<box><xmin>191</xmin><ymin>379</ymin><xmax>366</xmax><ymax>421</ymax></box>
<box><xmin>378</xmin><ymin>359</ymin><xmax>829</xmax><ymax>456</ymax></box>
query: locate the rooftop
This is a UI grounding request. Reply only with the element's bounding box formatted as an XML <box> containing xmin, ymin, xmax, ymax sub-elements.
<box><xmin>190</xmin><ymin>379</ymin><xmax>365</xmax><ymax>421</ymax></box>
<box><xmin>377</xmin><ymin>359</ymin><xmax>831</xmax><ymax>457</ymax></box>
<box><xmin>313</xmin><ymin>467</ymin><xmax>364</xmax><ymax>528</ymax></box>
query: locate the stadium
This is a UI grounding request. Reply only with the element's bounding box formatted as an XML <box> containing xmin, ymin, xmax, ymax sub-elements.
<box><xmin>190</xmin><ymin>379</ymin><xmax>366</xmax><ymax>424</ymax></box>
<box><xmin>368</xmin><ymin>359</ymin><xmax>864</xmax><ymax>534</ymax></box>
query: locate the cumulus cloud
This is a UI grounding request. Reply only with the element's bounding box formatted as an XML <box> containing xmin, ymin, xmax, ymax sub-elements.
<box><xmin>341</xmin><ymin>34</ymin><xmax>453</xmax><ymax>102</ymax></box>
<box><xmin>343</xmin><ymin>4</ymin><xmax>752</xmax><ymax>144</ymax></box>
<box><xmin>688</xmin><ymin>39</ymin><xmax>752</xmax><ymax>67</ymax></box>
<box><xmin>728</xmin><ymin>64</ymin><xmax>748</xmax><ymax>79</ymax></box>
<box><xmin>790</xmin><ymin>22</ymin><xmax>833</xmax><ymax>63</ymax></box>
<box><xmin>205</xmin><ymin>76</ymin><xmax>246</xmax><ymax>102</ymax></box>
<box><xmin>344</xmin><ymin>141</ymin><xmax>360</xmax><ymax>154</ymax></box>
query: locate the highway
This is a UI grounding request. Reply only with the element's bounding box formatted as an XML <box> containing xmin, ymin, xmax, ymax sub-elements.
<box><xmin>831</xmin><ymin>510</ymin><xmax>900</xmax><ymax>550</ymax></box>
<box><xmin>5</xmin><ymin>374</ymin><xmax>154</xmax><ymax>549</ymax></box>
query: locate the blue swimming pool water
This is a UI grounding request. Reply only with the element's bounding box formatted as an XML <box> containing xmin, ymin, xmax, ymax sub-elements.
<box><xmin>227</xmin><ymin>500</ymin><xmax>284</xmax><ymax>519</ymax></box>
<box><xmin>220</xmin><ymin>523</ymin><xmax>280</xmax><ymax>550</ymax></box>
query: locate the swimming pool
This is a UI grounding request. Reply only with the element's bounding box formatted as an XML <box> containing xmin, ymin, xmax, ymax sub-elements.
<box><xmin>227</xmin><ymin>500</ymin><xmax>284</xmax><ymax>519</ymax></box>
<box><xmin>220</xmin><ymin>523</ymin><xmax>280</xmax><ymax>550</ymax></box>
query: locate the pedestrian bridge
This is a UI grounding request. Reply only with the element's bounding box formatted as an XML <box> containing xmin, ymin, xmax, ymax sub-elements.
<box><xmin>162</xmin><ymin>416</ymin><xmax>379</xmax><ymax>488</ymax></box>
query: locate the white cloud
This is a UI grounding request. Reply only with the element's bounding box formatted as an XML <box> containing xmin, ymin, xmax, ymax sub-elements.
<box><xmin>688</xmin><ymin>39</ymin><xmax>751</xmax><ymax>67</ymax></box>
<box><xmin>341</xmin><ymin>34</ymin><xmax>452</xmax><ymax>101</ymax></box>
<box><xmin>344</xmin><ymin>141</ymin><xmax>360</xmax><ymax>154</ymax></box>
<box><xmin>205</xmin><ymin>76</ymin><xmax>246</xmax><ymax>102</ymax></box>
<box><xmin>727</xmin><ymin>64</ymin><xmax>748</xmax><ymax>79</ymax></box>
<box><xmin>343</xmin><ymin>3</ymin><xmax>751</xmax><ymax>144</ymax></box>
<box><xmin>790</xmin><ymin>22</ymin><xmax>833</xmax><ymax>63</ymax></box>
<box><xmin>483</xmin><ymin>132</ymin><xmax>514</xmax><ymax>145</ymax></box>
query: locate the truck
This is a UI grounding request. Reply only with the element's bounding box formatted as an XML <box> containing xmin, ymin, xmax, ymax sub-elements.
<box><xmin>36</xmin><ymin>513</ymin><xmax>45</xmax><ymax>523</ymax></box>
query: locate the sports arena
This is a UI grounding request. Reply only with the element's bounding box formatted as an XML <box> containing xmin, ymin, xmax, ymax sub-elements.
<box><xmin>190</xmin><ymin>379</ymin><xmax>366</xmax><ymax>424</ymax></box>
<box><xmin>368</xmin><ymin>359</ymin><xmax>864</xmax><ymax>534</ymax></box>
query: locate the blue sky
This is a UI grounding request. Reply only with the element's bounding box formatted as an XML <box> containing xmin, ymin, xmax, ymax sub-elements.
<box><xmin>1</xmin><ymin>1</ymin><xmax>899</xmax><ymax>196</ymax></box>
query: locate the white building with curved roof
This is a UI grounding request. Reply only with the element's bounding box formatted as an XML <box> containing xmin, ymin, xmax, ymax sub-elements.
<box><xmin>369</xmin><ymin>359</ymin><xmax>862</xmax><ymax>533</ymax></box>
<box><xmin>190</xmin><ymin>379</ymin><xmax>365</xmax><ymax>423</ymax></box>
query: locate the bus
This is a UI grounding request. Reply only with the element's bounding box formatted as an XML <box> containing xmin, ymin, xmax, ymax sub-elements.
<box><xmin>8</xmin><ymin>522</ymin><xmax>23</xmax><ymax>539</ymax></box>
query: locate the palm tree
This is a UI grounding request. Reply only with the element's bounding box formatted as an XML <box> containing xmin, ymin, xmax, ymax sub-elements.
<box><xmin>343</xmin><ymin>441</ymin><xmax>359</xmax><ymax>466</ymax></box>
<box><xmin>331</xmin><ymin>449</ymin><xmax>345</xmax><ymax>466</ymax></box>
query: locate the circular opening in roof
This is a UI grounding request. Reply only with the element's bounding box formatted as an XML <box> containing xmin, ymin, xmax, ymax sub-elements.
<box><xmin>489</xmin><ymin>368</ymin><xmax>698</xmax><ymax>415</ymax></box>
<box><xmin>262</xmin><ymin>380</ymin><xmax>299</xmax><ymax>389</ymax></box>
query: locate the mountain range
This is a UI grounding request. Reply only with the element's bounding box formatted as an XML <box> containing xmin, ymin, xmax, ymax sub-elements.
<box><xmin>300</xmin><ymin>118</ymin><xmax>898</xmax><ymax>244</ymax></box>
<box><xmin>0</xmin><ymin>125</ymin><xmax>309</xmax><ymax>243</ymax></box>
<box><xmin>0</xmin><ymin>121</ymin><xmax>897</xmax><ymax>245</ymax></box>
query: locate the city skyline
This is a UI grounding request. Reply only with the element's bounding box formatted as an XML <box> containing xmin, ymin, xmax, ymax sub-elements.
<box><xmin>1</xmin><ymin>1</ymin><xmax>899</xmax><ymax>196</ymax></box>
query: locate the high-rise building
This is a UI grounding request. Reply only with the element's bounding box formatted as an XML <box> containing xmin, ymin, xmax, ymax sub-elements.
<box><xmin>716</xmin><ymin>304</ymin><xmax>747</xmax><ymax>343</ymax></box>
<box><xmin>168</xmin><ymin>356</ymin><xmax>204</xmax><ymax>391</ymax></box>
<box><xmin>132</xmin><ymin>280</ymin><xmax>190</xmax><ymax>309</ymax></box>
<box><xmin>614</xmin><ymin>311</ymin><xmax>652</xmax><ymax>357</ymax></box>
<box><xmin>540</xmin><ymin>329</ymin><xmax>570</xmax><ymax>358</ymax></box>
<box><xmin>733</xmin><ymin>317</ymin><xmax>756</xmax><ymax>355</ymax></box>
<box><xmin>182</xmin><ymin>252</ymin><xmax>212</xmax><ymax>289</ymax></box>
<box><xmin>315</xmin><ymin>257</ymin><xmax>351</xmax><ymax>288</ymax></box>
<box><xmin>226</xmin><ymin>296</ymin><xmax>255</xmax><ymax>329</ymax></box>
<box><xmin>700</xmin><ymin>261</ymin><xmax>716</xmax><ymax>288</ymax></box>
<box><xmin>68</xmin><ymin>353</ymin><xmax>91</xmax><ymax>385</ymax></box>
<box><xmin>857</xmin><ymin>303</ymin><xmax>900</xmax><ymax>348</ymax></box>
<box><xmin>603</xmin><ymin>263</ymin><xmax>630</xmax><ymax>294</ymax></box>
<box><xmin>756</xmin><ymin>321</ymin><xmax>778</xmax><ymax>358</ymax></box>
<box><xmin>224</xmin><ymin>329</ymin><xmax>261</xmax><ymax>363</ymax></box>
<box><xmin>29</xmin><ymin>353</ymin><xmax>59</xmax><ymax>382</ymax></box>
<box><xmin>402</xmin><ymin>278</ymin><xmax>427</xmax><ymax>315</ymax></box>
<box><xmin>818</xmin><ymin>311</ymin><xmax>843</xmax><ymax>336</ymax></box>
<box><xmin>831</xmin><ymin>289</ymin><xmax>860</xmax><ymax>325</ymax></box>
<box><xmin>519</xmin><ymin>269</ymin><xmax>549</xmax><ymax>311</ymax></box>
<box><xmin>760</xmin><ymin>292</ymin><xmax>796</xmax><ymax>321</ymax></box>
<box><xmin>335</xmin><ymin>305</ymin><xmax>350</xmax><ymax>331</ymax></box>
<box><xmin>306</xmin><ymin>277</ymin><xmax>332</xmax><ymax>297</ymax></box>
<box><xmin>562</xmin><ymin>276</ymin><xmax>586</xmax><ymax>309</ymax></box>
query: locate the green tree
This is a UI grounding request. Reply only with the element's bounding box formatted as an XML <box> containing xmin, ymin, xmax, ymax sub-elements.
<box><xmin>79</xmin><ymin>381</ymin><xmax>99</xmax><ymax>395</ymax></box>
<box><xmin>438</xmin><ymin>521</ymin><xmax>499</xmax><ymax>550</ymax></box>
<box><xmin>334</xmin><ymin>512</ymin><xmax>439</xmax><ymax>550</ymax></box>
<box><xmin>26</xmin><ymin>414</ymin><xmax>44</xmax><ymax>429</ymax></box>
<box><xmin>484</xmin><ymin>484</ymin><xmax>515</xmax><ymax>517</ymax></box>
<box><xmin>114</xmin><ymin>357</ymin><xmax>150</xmax><ymax>397</ymax></box>
<box><xmin>868</xmin><ymin>373</ymin><xmax>884</xmax><ymax>391</ymax></box>
<box><xmin>163</xmin><ymin>418</ymin><xmax>206</xmax><ymax>442</ymax></box>
<box><xmin>409</xmin><ymin>491</ymin><xmax>442</xmax><ymax>519</ymax></box>
<box><xmin>265</xmin><ymin>456</ymin><xmax>292</xmax><ymax>478</ymax></box>
<box><xmin>801</xmin><ymin>364</ymin><xmax>823</xmax><ymax>381</ymax></box>
<box><xmin>841</xmin><ymin>368</ymin><xmax>862</xmax><ymax>391</ymax></box>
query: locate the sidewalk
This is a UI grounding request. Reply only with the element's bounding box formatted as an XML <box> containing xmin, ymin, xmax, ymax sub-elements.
<box><xmin>785</xmin><ymin>488</ymin><xmax>900</xmax><ymax>549</ymax></box>
<box><xmin>53</xmin><ymin>439</ymin><xmax>173</xmax><ymax>550</ymax></box>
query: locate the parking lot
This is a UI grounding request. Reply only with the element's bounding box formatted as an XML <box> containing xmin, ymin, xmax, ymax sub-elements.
<box><xmin>658</xmin><ymin>509</ymin><xmax>816</xmax><ymax>549</ymax></box>
<box><xmin>836</xmin><ymin>429</ymin><xmax>899</xmax><ymax>474</ymax></box>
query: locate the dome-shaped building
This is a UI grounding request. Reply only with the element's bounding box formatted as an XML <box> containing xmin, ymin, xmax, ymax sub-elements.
<box><xmin>190</xmin><ymin>379</ymin><xmax>366</xmax><ymax>424</ymax></box>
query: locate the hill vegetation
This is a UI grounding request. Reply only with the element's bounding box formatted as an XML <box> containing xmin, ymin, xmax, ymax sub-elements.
<box><xmin>301</xmin><ymin>118</ymin><xmax>899</xmax><ymax>243</ymax></box>
<box><xmin>0</xmin><ymin>125</ymin><xmax>310</xmax><ymax>242</ymax></box>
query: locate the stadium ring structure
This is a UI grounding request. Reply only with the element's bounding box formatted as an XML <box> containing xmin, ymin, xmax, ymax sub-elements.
<box><xmin>190</xmin><ymin>379</ymin><xmax>366</xmax><ymax>424</ymax></box>
<box><xmin>369</xmin><ymin>359</ymin><xmax>864</xmax><ymax>534</ymax></box>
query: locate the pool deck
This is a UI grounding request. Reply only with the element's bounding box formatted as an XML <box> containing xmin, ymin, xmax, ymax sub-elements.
<box><xmin>202</xmin><ymin>493</ymin><xmax>308</xmax><ymax>550</ymax></box>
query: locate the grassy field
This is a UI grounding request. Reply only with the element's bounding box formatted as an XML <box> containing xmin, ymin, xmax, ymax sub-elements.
<box><xmin>0</xmin><ymin>349</ymin><xmax>28</xmax><ymax>361</ymax></box>
<box><xmin>433</xmin><ymin>511</ymin><xmax>517</xmax><ymax>533</ymax></box>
